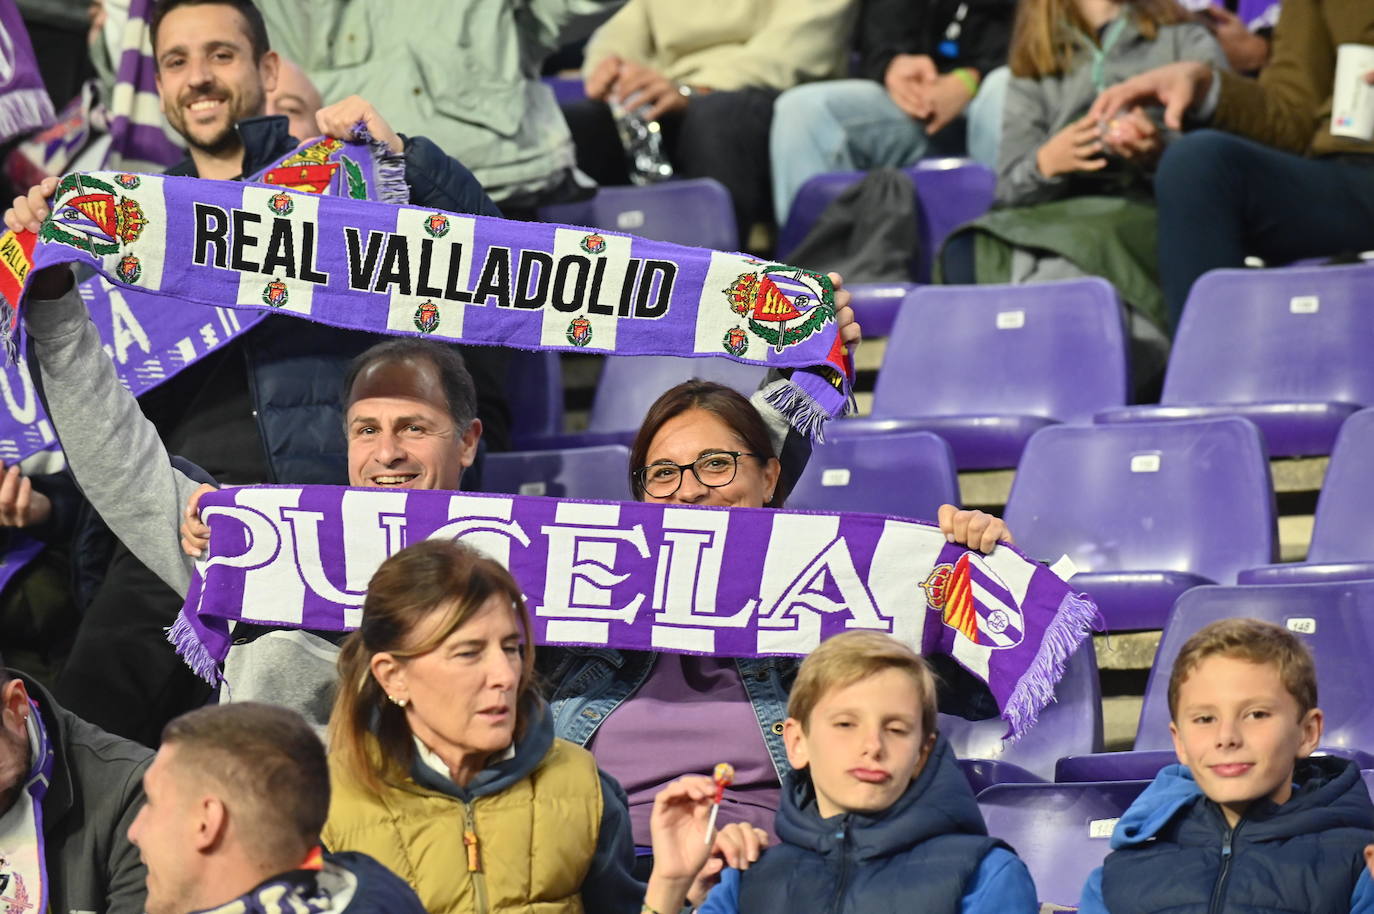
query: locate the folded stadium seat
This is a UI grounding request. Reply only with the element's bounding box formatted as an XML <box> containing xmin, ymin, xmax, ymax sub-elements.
<box><xmin>542</xmin><ymin>75</ymin><xmax>586</xmax><ymax>107</ymax></box>
<box><xmin>481</xmin><ymin>444</ymin><xmax>632</xmax><ymax>501</ymax></box>
<box><xmin>1002</xmin><ymin>418</ymin><xmax>1277</xmax><ymax>631</ymax></box>
<box><xmin>941</xmin><ymin>638</ymin><xmax>1103</xmax><ymax>785</ymax></box>
<box><xmin>537</xmin><ymin>177</ymin><xmax>739</xmax><ymax>253</ymax></box>
<box><xmin>1095</xmin><ymin>264</ymin><xmax>1374</xmax><ymax>457</ymax></box>
<box><xmin>829</xmin><ymin>279</ymin><xmax>1128</xmax><ymax>470</ymax></box>
<box><xmin>842</xmin><ymin>281</ymin><xmax>920</xmax><ymax>338</ymax></box>
<box><xmin>1240</xmin><ymin>408</ymin><xmax>1374</xmax><ymax>585</ymax></box>
<box><xmin>505</xmin><ymin>350</ymin><xmax>564</xmax><ymax>449</ymax></box>
<box><xmin>774</xmin><ymin>158</ymin><xmax>995</xmax><ymax>282</ymax></box>
<box><xmin>1132</xmin><ymin>580</ymin><xmax>1374</xmax><ymax>756</ymax></box>
<box><xmin>978</xmin><ymin>779</ymin><xmax>1151</xmax><ymax>909</ymax></box>
<box><xmin>787</xmin><ymin>431</ymin><xmax>957</xmax><ymax>522</ymax></box>
<box><xmin>1054</xmin><ymin>746</ymin><xmax>1374</xmax><ymax>783</ymax></box>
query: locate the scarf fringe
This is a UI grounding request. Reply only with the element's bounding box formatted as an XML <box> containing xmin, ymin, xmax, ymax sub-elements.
<box><xmin>999</xmin><ymin>589</ymin><xmax>1101</xmax><ymax>742</ymax></box>
<box><xmin>763</xmin><ymin>376</ymin><xmax>849</xmax><ymax>444</ymax></box>
<box><xmin>166</xmin><ymin>611</ymin><xmax>224</xmax><ymax>686</ymax></box>
<box><xmin>355</xmin><ymin>120</ymin><xmax>408</xmax><ymax>207</ymax></box>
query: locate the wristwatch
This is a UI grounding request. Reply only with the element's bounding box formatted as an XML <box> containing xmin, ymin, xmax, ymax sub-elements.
<box><xmin>676</xmin><ymin>83</ymin><xmax>694</xmax><ymax>101</ymax></box>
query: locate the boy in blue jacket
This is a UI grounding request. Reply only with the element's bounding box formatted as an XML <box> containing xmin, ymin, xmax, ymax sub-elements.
<box><xmin>640</xmin><ymin>630</ymin><xmax>1038</xmax><ymax>914</ymax></box>
<box><xmin>1079</xmin><ymin>617</ymin><xmax>1374</xmax><ymax>913</ymax></box>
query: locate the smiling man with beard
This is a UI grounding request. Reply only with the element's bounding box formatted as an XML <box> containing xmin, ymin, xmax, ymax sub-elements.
<box><xmin>0</xmin><ymin>651</ymin><xmax>152</xmax><ymax>914</ymax></box>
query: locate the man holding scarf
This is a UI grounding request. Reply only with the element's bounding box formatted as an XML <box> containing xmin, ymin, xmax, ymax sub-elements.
<box><xmin>3</xmin><ymin>0</ymin><xmax>503</xmax><ymax>747</ymax></box>
<box><xmin>0</xmin><ymin>649</ymin><xmax>151</xmax><ymax>914</ymax></box>
<box><xmin>128</xmin><ymin>702</ymin><xmax>426</xmax><ymax>914</ymax></box>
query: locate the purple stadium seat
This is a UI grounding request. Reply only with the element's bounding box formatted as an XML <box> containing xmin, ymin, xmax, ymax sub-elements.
<box><xmin>1003</xmin><ymin>418</ymin><xmax>1277</xmax><ymax>630</ymax></box>
<box><xmin>537</xmin><ymin>177</ymin><xmax>739</xmax><ymax>252</ymax></box>
<box><xmin>941</xmin><ymin>638</ymin><xmax>1103</xmax><ymax>782</ymax></box>
<box><xmin>831</xmin><ymin>279</ymin><xmax>1129</xmax><ymax>469</ymax></box>
<box><xmin>1134</xmin><ymin>580</ymin><xmax>1374</xmax><ymax>755</ymax></box>
<box><xmin>482</xmin><ymin>445</ymin><xmax>632</xmax><ymax>502</ymax></box>
<box><xmin>978</xmin><ymin>779</ymin><xmax>1151</xmax><ymax>908</ymax></box>
<box><xmin>787</xmin><ymin>431</ymin><xmax>957</xmax><ymax>522</ymax></box>
<box><xmin>1096</xmin><ymin>264</ymin><xmax>1374</xmax><ymax>456</ymax></box>
<box><xmin>1055</xmin><ymin>746</ymin><xmax>1374</xmax><ymax>783</ymax></box>
<box><xmin>958</xmin><ymin>758</ymin><xmax>1045</xmax><ymax>796</ymax></box>
<box><xmin>1240</xmin><ymin>408</ymin><xmax>1374</xmax><ymax>585</ymax></box>
<box><xmin>774</xmin><ymin>158</ymin><xmax>995</xmax><ymax>282</ymax></box>
<box><xmin>505</xmin><ymin>350</ymin><xmax>564</xmax><ymax>447</ymax></box>
<box><xmin>544</xmin><ymin>75</ymin><xmax>586</xmax><ymax>107</ymax></box>
<box><xmin>844</xmin><ymin>282</ymin><xmax>920</xmax><ymax>338</ymax></box>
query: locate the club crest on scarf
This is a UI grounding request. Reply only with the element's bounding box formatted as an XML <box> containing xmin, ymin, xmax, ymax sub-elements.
<box><xmin>722</xmin><ymin>325</ymin><xmax>748</xmax><ymax>357</ymax></box>
<box><xmin>115</xmin><ymin>254</ymin><xmax>141</xmax><ymax>284</ymax></box>
<box><xmin>0</xmin><ymin>859</ymin><xmax>31</xmax><ymax>914</ymax></box>
<box><xmin>723</xmin><ymin>266</ymin><xmax>834</xmax><ymax>354</ymax></box>
<box><xmin>268</xmin><ymin>191</ymin><xmax>294</xmax><ymax>216</ymax></box>
<box><xmin>261</xmin><ymin>278</ymin><xmax>288</xmax><ymax>308</ymax></box>
<box><xmin>261</xmin><ymin>137</ymin><xmax>368</xmax><ymax>200</ymax></box>
<box><xmin>580</xmin><ymin>232</ymin><xmax>606</xmax><ymax>256</ymax></box>
<box><xmin>566</xmin><ymin>316</ymin><xmax>593</xmax><ymax>347</ymax></box>
<box><xmin>921</xmin><ymin>553</ymin><xmax>1025</xmax><ymax>649</ymax></box>
<box><xmin>413</xmin><ymin>300</ymin><xmax>440</xmax><ymax>333</ymax></box>
<box><xmin>40</xmin><ymin>173</ymin><xmax>146</xmax><ymax>257</ymax></box>
<box><xmin>114</xmin><ymin>174</ymin><xmax>140</xmax><ymax>190</ymax></box>
<box><xmin>423</xmin><ymin>213</ymin><xmax>450</xmax><ymax>239</ymax></box>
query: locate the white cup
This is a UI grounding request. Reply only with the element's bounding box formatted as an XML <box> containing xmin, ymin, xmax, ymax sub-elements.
<box><xmin>1331</xmin><ymin>43</ymin><xmax>1374</xmax><ymax>141</ymax></box>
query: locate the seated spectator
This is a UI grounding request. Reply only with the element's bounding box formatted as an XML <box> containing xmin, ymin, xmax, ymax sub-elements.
<box><xmin>1091</xmin><ymin>0</ymin><xmax>1374</xmax><ymax>329</ymax></box>
<box><xmin>0</xmin><ymin>649</ymin><xmax>150</xmax><ymax>913</ymax></box>
<box><xmin>770</xmin><ymin>0</ymin><xmax>1017</xmax><ymax>228</ymax></box>
<box><xmin>255</xmin><ymin>0</ymin><xmax>623</xmax><ymax>216</ymax></box>
<box><xmin>940</xmin><ymin>0</ymin><xmax>1224</xmax><ymax>388</ymax></box>
<box><xmin>1077</xmin><ymin>618</ymin><xmax>1374</xmax><ymax>913</ymax></box>
<box><xmin>538</xmin><ymin>380</ymin><xmax>1011</xmax><ymax>858</ymax></box>
<box><xmin>128</xmin><ymin>702</ymin><xmax>427</xmax><ymax>914</ymax></box>
<box><xmin>324</xmin><ymin>538</ymin><xmax>747</xmax><ymax>913</ymax></box>
<box><xmin>564</xmin><ymin>0</ymin><xmax>860</xmax><ymax>246</ymax></box>
<box><xmin>641</xmin><ymin>630</ymin><xmax>1039</xmax><ymax>913</ymax></box>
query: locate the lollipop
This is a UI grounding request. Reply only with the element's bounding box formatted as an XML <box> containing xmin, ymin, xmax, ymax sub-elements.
<box><xmin>704</xmin><ymin>762</ymin><xmax>735</xmax><ymax>845</ymax></box>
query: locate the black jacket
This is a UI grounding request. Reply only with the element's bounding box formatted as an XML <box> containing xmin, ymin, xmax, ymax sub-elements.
<box><xmin>21</xmin><ymin>673</ymin><xmax>153</xmax><ymax>914</ymax></box>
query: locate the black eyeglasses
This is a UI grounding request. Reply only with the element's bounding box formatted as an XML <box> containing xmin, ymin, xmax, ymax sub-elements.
<box><xmin>635</xmin><ymin>451</ymin><xmax>760</xmax><ymax>498</ymax></box>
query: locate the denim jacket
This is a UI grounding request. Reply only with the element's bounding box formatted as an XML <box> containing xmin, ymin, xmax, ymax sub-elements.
<box><xmin>538</xmin><ymin>648</ymin><xmax>799</xmax><ymax>780</ymax></box>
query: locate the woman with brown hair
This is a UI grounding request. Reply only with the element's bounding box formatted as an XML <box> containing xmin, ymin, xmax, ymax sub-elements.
<box><xmin>539</xmin><ymin>378</ymin><xmax>1011</xmax><ymax>866</ymax></box>
<box><xmin>321</xmin><ymin>538</ymin><xmax>650</xmax><ymax>913</ymax></box>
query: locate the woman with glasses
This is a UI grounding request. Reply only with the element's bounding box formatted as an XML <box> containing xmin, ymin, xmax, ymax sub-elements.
<box><xmin>540</xmin><ymin>363</ymin><xmax>1011</xmax><ymax>875</ymax></box>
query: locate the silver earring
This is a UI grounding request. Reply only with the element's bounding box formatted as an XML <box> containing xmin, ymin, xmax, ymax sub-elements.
<box><xmin>388</xmin><ymin>695</ymin><xmax>408</xmax><ymax>709</ymax></box>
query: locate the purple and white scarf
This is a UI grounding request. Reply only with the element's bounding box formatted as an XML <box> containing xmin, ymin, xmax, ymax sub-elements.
<box><xmin>0</xmin><ymin>698</ymin><xmax>54</xmax><ymax>914</ymax></box>
<box><xmin>0</xmin><ymin>132</ymin><xmax>407</xmax><ymax>469</ymax></box>
<box><xmin>0</xmin><ymin>1</ymin><xmax>53</xmax><ymax>147</ymax></box>
<box><xmin>0</xmin><ymin>158</ymin><xmax>855</xmax><ymax>445</ymax></box>
<box><xmin>180</xmin><ymin>485</ymin><xmax>1098</xmax><ymax>741</ymax></box>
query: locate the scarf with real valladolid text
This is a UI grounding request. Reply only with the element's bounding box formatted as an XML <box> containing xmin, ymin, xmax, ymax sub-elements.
<box><xmin>182</xmin><ymin>485</ymin><xmax>1098</xmax><ymax>741</ymax></box>
<box><xmin>0</xmin><ymin>155</ymin><xmax>855</xmax><ymax>451</ymax></box>
<box><xmin>0</xmin><ymin>132</ymin><xmax>405</xmax><ymax>586</ymax></box>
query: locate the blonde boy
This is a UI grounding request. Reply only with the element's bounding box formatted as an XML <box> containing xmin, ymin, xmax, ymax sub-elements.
<box><xmin>680</xmin><ymin>631</ymin><xmax>1037</xmax><ymax>914</ymax></box>
<box><xmin>1078</xmin><ymin>618</ymin><xmax>1374</xmax><ymax>913</ymax></box>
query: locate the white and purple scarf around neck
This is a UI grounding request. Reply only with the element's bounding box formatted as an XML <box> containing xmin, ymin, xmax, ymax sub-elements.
<box><xmin>0</xmin><ymin>2</ymin><xmax>54</xmax><ymax>147</ymax></box>
<box><xmin>0</xmin><ymin>698</ymin><xmax>54</xmax><ymax>914</ymax></box>
<box><xmin>0</xmin><ymin>150</ymin><xmax>854</xmax><ymax>450</ymax></box>
<box><xmin>179</xmin><ymin>485</ymin><xmax>1098</xmax><ymax>741</ymax></box>
<box><xmin>0</xmin><ymin>131</ymin><xmax>407</xmax><ymax>471</ymax></box>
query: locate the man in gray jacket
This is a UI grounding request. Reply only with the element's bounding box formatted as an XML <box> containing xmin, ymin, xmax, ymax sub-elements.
<box><xmin>0</xmin><ymin>651</ymin><xmax>151</xmax><ymax>914</ymax></box>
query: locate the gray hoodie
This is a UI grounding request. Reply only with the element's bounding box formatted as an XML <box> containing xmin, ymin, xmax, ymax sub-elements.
<box><xmin>997</xmin><ymin>17</ymin><xmax>1227</xmax><ymax>206</ymax></box>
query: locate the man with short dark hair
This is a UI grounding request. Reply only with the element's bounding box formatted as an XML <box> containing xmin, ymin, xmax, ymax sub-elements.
<box><xmin>0</xmin><ymin>650</ymin><xmax>151</xmax><ymax>914</ymax></box>
<box><xmin>129</xmin><ymin>703</ymin><xmax>426</xmax><ymax>914</ymax></box>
